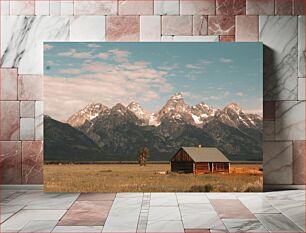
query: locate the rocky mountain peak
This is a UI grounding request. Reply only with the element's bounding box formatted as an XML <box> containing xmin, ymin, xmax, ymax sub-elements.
<box><xmin>67</xmin><ymin>103</ymin><xmax>109</xmax><ymax>127</ymax></box>
<box><xmin>111</xmin><ymin>103</ymin><xmax>128</xmax><ymax>114</ymax></box>
<box><xmin>127</xmin><ymin>101</ymin><xmax>151</xmax><ymax>124</ymax></box>
<box><xmin>67</xmin><ymin>93</ymin><xmax>262</xmax><ymax>130</ymax></box>
<box><xmin>170</xmin><ymin>92</ymin><xmax>183</xmax><ymax>100</ymax></box>
<box><xmin>224</xmin><ymin>103</ymin><xmax>242</xmax><ymax>113</ymax></box>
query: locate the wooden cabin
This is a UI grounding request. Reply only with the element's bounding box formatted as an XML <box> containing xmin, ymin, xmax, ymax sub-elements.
<box><xmin>170</xmin><ymin>147</ymin><xmax>230</xmax><ymax>174</ymax></box>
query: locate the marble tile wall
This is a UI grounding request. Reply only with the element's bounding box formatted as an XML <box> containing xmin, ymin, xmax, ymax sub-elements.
<box><xmin>0</xmin><ymin>0</ymin><xmax>305</xmax><ymax>187</ymax></box>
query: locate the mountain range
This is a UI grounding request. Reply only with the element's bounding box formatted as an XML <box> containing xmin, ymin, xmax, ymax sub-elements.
<box><xmin>44</xmin><ymin>93</ymin><xmax>263</xmax><ymax>162</ymax></box>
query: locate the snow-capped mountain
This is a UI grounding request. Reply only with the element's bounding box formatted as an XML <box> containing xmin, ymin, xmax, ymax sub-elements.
<box><xmin>214</xmin><ymin>103</ymin><xmax>261</xmax><ymax>129</ymax></box>
<box><xmin>67</xmin><ymin>103</ymin><xmax>109</xmax><ymax>127</ymax></box>
<box><xmin>127</xmin><ymin>102</ymin><xmax>152</xmax><ymax>125</ymax></box>
<box><xmin>155</xmin><ymin>93</ymin><xmax>194</xmax><ymax>124</ymax></box>
<box><xmin>66</xmin><ymin>93</ymin><xmax>262</xmax><ymax>129</ymax></box>
<box><xmin>57</xmin><ymin>93</ymin><xmax>262</xmax><ymax>162</ymax></box>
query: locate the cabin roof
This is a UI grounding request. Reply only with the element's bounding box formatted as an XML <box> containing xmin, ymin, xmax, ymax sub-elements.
<box><xmin>181</xmin><ymin>147</ymin><xmax>230</xmax><ymax>163</ymax></box>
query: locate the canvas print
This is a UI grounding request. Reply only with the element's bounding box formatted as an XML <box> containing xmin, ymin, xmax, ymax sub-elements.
<box><xmin>43</xmin><ymin>42</ymin><xmax>263</xmax><ymax>192</ymax></box>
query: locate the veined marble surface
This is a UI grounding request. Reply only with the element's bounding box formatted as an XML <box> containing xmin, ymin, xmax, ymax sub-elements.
<box><xmin>298</xmin><ymin>16</ymin><xmax>305</xmax><ymax>78</ymax></box>
<box><xmin>154</xmin><ymin>0</ymin><xmax>179</xmax><ymax>15</ymax></box>
<box><xmin>161</xmin><ymin>36</ymin><xmax>219</xmax><ymax>41</ymax></box>
<box><xmin>259</xmin><ymin>16</ymin><xmax>298</xmax><ymax>101</ymax></box>
<box><xmin>1</xmin><ymin>16</ymin><xmax>70</xmax><ymax>74</ymax></box>
<box><xmin>1</xmin><ymin>190</ymin><xmax>304</xmax><ymax>232</ymax></box>
<box><xmin>263</xmin><ymin>141</ymin><xmax>293</xmax><ymax>185</ymax></box>
<box><xmin>70</xmin><ymin>16</ymin><xmax>106</xmax><ymax>41</ymax></box>
<box><xmin>275</xmin><ymin>101</ymin><xmax>305</xmax><ymax>140</ymax></box>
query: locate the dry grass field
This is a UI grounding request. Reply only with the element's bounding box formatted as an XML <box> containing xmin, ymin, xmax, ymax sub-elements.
<box><xmin>44</xmin><ymin>164</ymin><xmax>262</xmax><ymax>192</ymax></box>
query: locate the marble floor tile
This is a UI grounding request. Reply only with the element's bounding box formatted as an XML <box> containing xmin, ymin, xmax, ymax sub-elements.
<box><xmin>146</xmin><ymin>220</ymin><xmax>184</xmax><ymax>233</ymax></box>
<box><xmin>0</xmin><ymin>209</ymin><xmax>66</xmax><ymax>232</ymax></box>
<box><xmin>210</xmin><ymin>199</ymin><xmax>256</xmax><ymax>219</ymax></box>
<box><xmin>261</xmin><ymin>190</ymin><xmax>305</xmax><ymax>201</ymax></box>
<box><xmin>19</xmin><ymin>220</ymin><xmax>58</xmax><ymax>232</ymax></box>
<box><xmin>1</xmin><ymin>204</ymin><xmax>25</xmax><ymax>223</ymax></box>
<box><xmin>7</xmin><ymin>191</ymin><xmax>79</xmax><ymax>210</ymax></box>
<box><xmin>116</xmin><ymin>192</ymin><xmax>143</xmax><ymax>198</ymax></box>
<box><xmin>176</xmin><ymin>193</ymin><xmax>210</xmax><ymax>204</ymax></box>
<box><xmin>210</xmin><ymin>219</ymin><xmax>228</xmax><ymax>232</ymax></box>
<box><xmin>102</xmin><ymin>200</ymin><xmax>141</xmax><ymax>232</ymax></box>
<box><xmin>77</xmin><ymin>193</ymin><xmax>116</xmax><ymax>201</ymax></box>
<box><xmin>0</xmin><ymin>190</ymin><xmax>17</xmax><ymax>201</ymax></box>
<box><xmin>222</xmin><ymin>219</ymin><xmax>269</xmax><ymax>232</ymax></box>
<box><xmin>180</xmin><ymin>204</ymin><xmax>220</xmax><ymax>229</ymax></box>
<box><xmin>111</xmin><ymin>196</ymin><xmax>142</xmax><ymax>207</ymax></box>
<box><xmin>256</xmin><ymin>213</ymin><xmax>304</xmax><ymax>232</ymax></box>
<box><xmin>1</xmin><ymin>191</ymin><xmax>26</xmax><ymax>203</ymax></box>
<box><xmin>58</xmin><ymin>201</ymin><xmax>113</xmax><ymax>226</ymax></box>
<box><xmin>237</xmin><ymin>195</ymin><xmax>279</xmax><ymax>213</ymax></box>
<box><xmin>150</xmin><ymin>193</ymin><xmax>178</xmax><ymax>206</ymax></box>
<box><xmin>52</xmin><ymin>226</ymin><xmax>103</xmax><ymax>232</ymax></box>
<box><xmin>184</xmin><ymin>229</ymin><xmax>210</xmax><ymax>233</ymax></box>
<box><xmin>179</xmin><ymin>203</ymin><xmax>215</xmax><ymax>213</ymax></box>
<box><xmin>206</xmin><ymin>193</ymin><xmax>237</xmax><ymax>199</ymax></box>
<box><xmin>148</xmin><ymin>206</ymin><xmax>181</xmax><ymax>221</ymax></box>
<box><xmin>267</xmin><ymin>200</ymin><xmax>305</xmax><ymax>230</ymax></box>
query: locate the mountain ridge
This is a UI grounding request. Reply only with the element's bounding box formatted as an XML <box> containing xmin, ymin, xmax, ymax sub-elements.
<box><xmin>67</xmin><ymin>93</ymin><xmax>262</xmax><ymax>129</ymax></box>
<box><xmin>55</xmin><ymin>93</ymin><xmax>263</xmax><ymax>162</ymax></box>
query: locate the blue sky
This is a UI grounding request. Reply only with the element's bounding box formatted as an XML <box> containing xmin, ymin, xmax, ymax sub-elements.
<box><xmin>44</xmin><ymin>42</ymin><xmax>263</xmax><ymax>121</ymax></box>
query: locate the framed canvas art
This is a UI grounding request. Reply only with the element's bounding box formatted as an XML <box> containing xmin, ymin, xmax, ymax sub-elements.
<box><xmin>43</xmin><ymin>42</ymin><xmax>263</xmax><ymax>192</ymax></box>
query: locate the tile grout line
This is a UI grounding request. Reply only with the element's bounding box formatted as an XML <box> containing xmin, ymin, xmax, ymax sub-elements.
<box><xmin>136</xmin><ymin>192</ymin><xmax>150</xmax><ymax>232</ymax></box>
<box><xmin>175</xmin><ymin>193</ymin><xmax>185</xmax><ymax>231</ymax></box>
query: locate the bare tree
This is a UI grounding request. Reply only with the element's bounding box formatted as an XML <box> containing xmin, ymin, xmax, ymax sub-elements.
<box><xmin>138</xmin><ymin>146</ymin><xmax>150</xmax><ymax>166</ymax></box>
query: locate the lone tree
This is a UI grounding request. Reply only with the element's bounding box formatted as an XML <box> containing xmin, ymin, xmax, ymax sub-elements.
<box><xmin>138</xmin><ymin>146</ymin><xmax>150</xmax><ymax>166</ymax></box>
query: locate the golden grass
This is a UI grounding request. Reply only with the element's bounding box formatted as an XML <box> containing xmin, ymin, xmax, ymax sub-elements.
<box><xmin>44</xmin><ymin>164</ymin><xmax>263</xmax><ymax>192</ymax></box>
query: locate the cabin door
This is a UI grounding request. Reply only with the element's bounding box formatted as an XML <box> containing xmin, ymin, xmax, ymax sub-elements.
<box><xmin>209</xmin><ymin>162</ymin><xmax>213</xmax><ymax>172</ymax></box>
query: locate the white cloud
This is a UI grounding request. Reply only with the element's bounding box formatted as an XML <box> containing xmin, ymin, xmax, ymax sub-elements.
<box><xmin>58</xmin><ymin>49</ymin><xmax>92</xmax><ymax>59</ymax></box>
<box><xmin>244</xmin><ymin>108</ymin><xmax>263</xmax><ymax>116</ymax></box>
<box><xmin>186</xmin><ymin>64</ymin><xmax>202</xmax><ymax>70</ymax></box>
<box><xmin>108</xmin><ymin>49</ymin><xmax>130</xmax><ymax>62</ymax></box>
<box><xmin>44</xmin><ymin>59</ymin><xmax>173</xmax><ymax>121</ymax></box>
<box><xmin>87</xmin><ymin>44</ymin><xmax>101</xmax><ymax>48</ymax></box>
<box><xmin>220</xmin><ymin>57</ymin><xmax>233</xmax><ymax>63</ymax></box>
<box><xmin>44</xmin><ymin>44</ymin><xmax>53</xmax><ymax>51</ymax></box>
<box><xmin>236</xmin><ymin>92</ymin><xmax>244</xmax><ymax>96</ymax></box>
<box><xmin>96</xmin><ymin>52</ymin><xmax>109</xmax><ymax>60</ymax></box>
<box><xmin>58</xmin><ymin>68</ymin><xmax>82</xmax><ymax>75</ymax></box>
<box><xmin>200</xmin><ymin>59</ymin><xmax>212</xmax><ymax>64</ymax></box>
